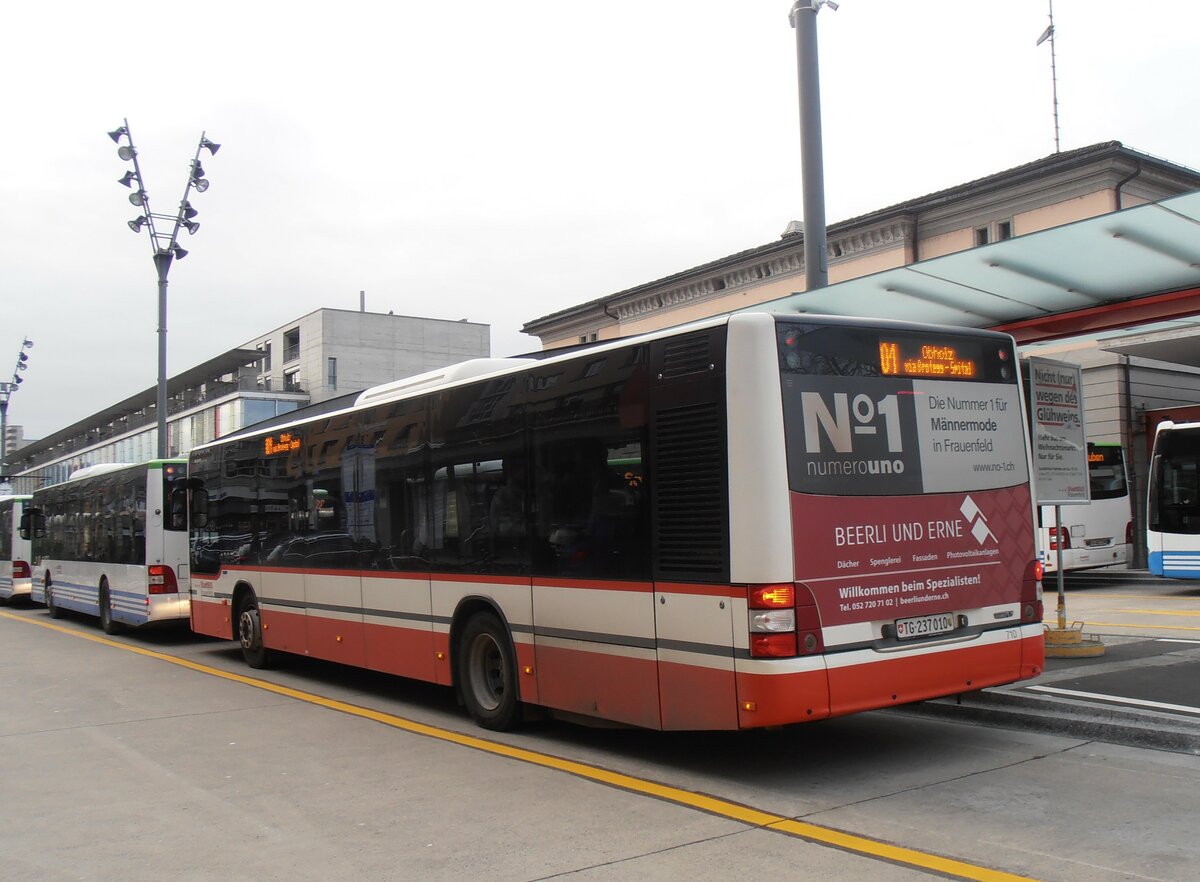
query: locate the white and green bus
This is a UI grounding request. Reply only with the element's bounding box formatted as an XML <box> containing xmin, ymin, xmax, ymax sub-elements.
<box><xmin>0</xmin><ymin>494</ymin><xmax>34</xmax><ymax>603</ymax></box>
<box><xmin>27</xmin><ymin>460</ymin><xmax>190</xmax><ymax>632</ymax></box>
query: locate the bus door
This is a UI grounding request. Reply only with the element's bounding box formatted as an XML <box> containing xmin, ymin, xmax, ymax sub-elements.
<box><xmin>300</xmin><ymin>445</ymin><xmax>367</xmax><ymax>668</ymax></box>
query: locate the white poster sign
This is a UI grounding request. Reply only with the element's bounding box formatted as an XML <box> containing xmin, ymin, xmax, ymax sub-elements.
<box><xmin>1027</xmin><ymin>357</ymin><xmax>1089</xmax><ymax>505</ymax></box>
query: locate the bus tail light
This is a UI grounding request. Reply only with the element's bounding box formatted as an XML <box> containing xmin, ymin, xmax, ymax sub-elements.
<box><xmin>1021</xmin><ymin>559</ymin><xmax>1043</xmax><ymax>624</ymax></box>
<box><xmin>749</xmin><ymin>583</ymin><xmax>795</xmax><ymax>658</ymax></box>
<box><xmin>1047</xmin><ymin>526</ymin><xmax>1071</xmax><ymax>551</ymax></box>
<box><xmin>148</xmin><ymin>565</ymin><xmax>178</xmax><ymax>595</ymax></box>
<box><xmin>748</xmin><ymin>582</ymin><xmax>822</xmax><ymax>658</ymax></box>
<box><xmin>12</xmin><ymin>560</ymin><xmax>30</xmax><ymax>579</ymax></box>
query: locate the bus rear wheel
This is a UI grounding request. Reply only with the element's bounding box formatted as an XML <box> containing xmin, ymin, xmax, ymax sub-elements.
<box><xmin>99</xmin><ymin>579</ymin><xmax>121</xmax><ymax>635</ymax></box>
<box><xmin>457</xmin><ymin>611</ymin><xmax>520</xmax><ymax>731</ymax></box>
<box><xmin>237</xmin><ymin>593</ymin><xmax>273</xmax><ymax>669</ymax></box>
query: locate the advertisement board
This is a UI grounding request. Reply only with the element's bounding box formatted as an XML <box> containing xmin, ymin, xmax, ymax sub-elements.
<box><xmin>1026</xmin><ymin>357</ymin><xmax>1089</xmax><ymax>506</ymax></box>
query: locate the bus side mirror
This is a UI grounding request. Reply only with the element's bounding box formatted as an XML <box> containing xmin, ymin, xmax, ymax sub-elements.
<box><xmin>191</xmin><ymin>488</ymin><xmax>210</xmax><ymax>529</ymax></box>
<box><xmin>19</xmin><ymin>508</ymin><xmax>45</xmax><ymax>540</ymax></box>
<box><xmin>169</xmin><ymin>488</ymin><xmax>189</xmax><ymax>531</ymax></box>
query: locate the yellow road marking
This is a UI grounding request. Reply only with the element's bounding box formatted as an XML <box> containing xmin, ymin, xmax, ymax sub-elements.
<box><xmin>1069</xmin><ymin>594</ymin><xmax>1198</xmax><ymax>601</ymax></box>
<box><xmin>1115</xmin><ymin>608</ymin><xmax>1200</xmax><ymax>618</ymax></box>
<box><xmin>1042</xmin><ymin>615</ymin><xmax>1200</xmax><ymax>632</ymax></box>
<box><xmin>1077</xmin><ymin>620</ymin><xmax>1200</xmax><ymax>632</ymax></box>
<box><xmin>1</xmin><ymin>610</ymin><xmax>1036</xmax><ymax>882</ymax></box>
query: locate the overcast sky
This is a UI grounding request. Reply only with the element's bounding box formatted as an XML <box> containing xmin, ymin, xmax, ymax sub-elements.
<box><xmin>3</xmin><ymin>0</ymin><xmax>1198</xmax><ymax>440</ymax></box>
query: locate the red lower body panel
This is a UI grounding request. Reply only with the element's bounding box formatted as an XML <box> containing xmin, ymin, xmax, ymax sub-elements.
<box><xmin>191</xmin><ymin>597</ymin><xmax>231</xmax><ymax>640</ymax></box>
<box><xmin>534</xmin><ymin>643</ymin><xmax>661</xmax><ymax>730</ymax></box>
<box><xmin>734</xmin><ymin>633</ymin><xmax>1042</xmax><ymax>729</ymax></box>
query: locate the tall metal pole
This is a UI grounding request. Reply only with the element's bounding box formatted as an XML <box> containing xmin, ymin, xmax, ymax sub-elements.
<box><xmin>0</xmin><ymin>397</ymin><xmax>8</xmax><ymax>476</ymax></box>
<box><xmin>154</xmin><ymin>251</ymin><xmax>172</xmax><ymax>458</ymax></box>
<box><xmin>790</xmin><ymin>1</ymin><xmax>831</xmax><ymax>291</ymax></box>
<box><xmin>1048</xmin><ymin>0</ymin><xmax>1060</xmax><ymax>153</ymax></box>
<box><xmin>110</xmin><ymin>120</ymin><xmax>219</xmax><ymax>461</ymax></box>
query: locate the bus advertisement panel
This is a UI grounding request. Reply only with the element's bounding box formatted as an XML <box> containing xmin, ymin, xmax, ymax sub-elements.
<box><xmin>777</xmin><ymin>321</ymin><xmax>1042</xmax><ymax>716</ymax></box>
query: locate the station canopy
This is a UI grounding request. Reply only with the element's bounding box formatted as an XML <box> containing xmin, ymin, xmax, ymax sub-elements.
<box><xmin>747</xmin><ymin>190</ymin><xmax>1200</xmax><ymax>349</ymax></box>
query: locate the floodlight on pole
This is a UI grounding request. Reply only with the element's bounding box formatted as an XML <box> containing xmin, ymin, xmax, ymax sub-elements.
<box><xmin>0</xmin><ymin>338</ymin><xmax>34</xmax><ymax>481</ymax></box>
<box><xmin>110</xmin><ymin>118</ymin><xmax>220</xmax><ymax>459</ymax></box>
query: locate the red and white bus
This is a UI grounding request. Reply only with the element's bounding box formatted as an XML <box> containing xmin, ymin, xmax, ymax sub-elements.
<box><xmin>185</xmin><ymin>313</ymin><xmax>1043</xmax><ymax>731</ymax></box>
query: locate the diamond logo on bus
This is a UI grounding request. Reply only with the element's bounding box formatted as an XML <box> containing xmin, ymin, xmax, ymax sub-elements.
<box><xmin>960</xmin><ymin>495</ymin><xmax>997</xmax><ymax>546</ymax></box>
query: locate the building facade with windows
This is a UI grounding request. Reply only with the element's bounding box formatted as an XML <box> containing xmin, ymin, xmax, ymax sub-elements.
<box><xmin>522</xmin><ymin>142</ymin><xmax>1200</xmax><ymax>348</ymax></box>
<box><xmin>521</xmin><ymin>142</ymin><xmax>1200</xmax><ymax>568</ymax></box>
<box><xmin>7</xmin><ymin>309</ymin><xmax>489</xmax><ymax>493</ymax></box>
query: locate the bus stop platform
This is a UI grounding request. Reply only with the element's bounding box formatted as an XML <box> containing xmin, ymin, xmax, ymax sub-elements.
<box><xmin>894</xmin><ymin>569</ymin><xmax>1200</xmax><ymax>754</ymax></box>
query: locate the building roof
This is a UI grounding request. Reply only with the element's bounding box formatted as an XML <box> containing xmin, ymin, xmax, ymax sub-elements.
<box><xmin>522</xmin><ymin>142</ymin><xmax>1200</xmax><ymax>334</ymax></box>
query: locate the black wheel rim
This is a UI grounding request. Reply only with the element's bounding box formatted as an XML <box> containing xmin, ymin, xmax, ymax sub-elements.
<box><xmin>467</xmin><ymin>632</ymin><xmax>506</xmax><ymax>712</ymax></box>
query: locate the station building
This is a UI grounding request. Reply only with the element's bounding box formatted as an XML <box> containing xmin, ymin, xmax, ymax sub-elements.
<box><xmin>523</xmin><ymin>142</ymin><xmax>1200</xmax><ymax>348</ymax></box>
<box><xmin>7</xmin><ymin>309</ymin><xmax>489</xmax><ymax>493</ymax></box>
<box><xmin>521</xmin><ymin>141</ymin><xmax>1200</xmax><ymax>566</ymax></box>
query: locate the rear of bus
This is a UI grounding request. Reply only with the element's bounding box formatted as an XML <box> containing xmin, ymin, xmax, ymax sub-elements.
<box><xmin>730</xmin><ymin>315</ymin><xmax>1043</xmax><ymax>726</ymax></box>
<box><xmin>1</xmin><ymin>496</ymin><xmax>34</xmax><ymax>602</ymax></box>
<box><xmin>143</xmin><ymin>460</ymin><xmax>191</xmax><ymax>623</ymax></box>
<box><xmin>1039</xmin><ymin>442</ymin><xmax>1132</xmax><ymax>573</ymax></box>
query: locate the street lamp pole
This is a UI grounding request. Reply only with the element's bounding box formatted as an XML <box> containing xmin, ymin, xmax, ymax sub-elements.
<box><xmin>109</xmin><ymin>120</ymin><xmax>219</xmax><ymax>459</ymax></box>
<box><xmin>789</xmin><ymin>0</ymin><xmax>836</xmax><ymax>292</ymax></box>
<box><xmin>0</xmin><ymin>338</ymin><xmax>34</xmax><ymax>483</ymax></box>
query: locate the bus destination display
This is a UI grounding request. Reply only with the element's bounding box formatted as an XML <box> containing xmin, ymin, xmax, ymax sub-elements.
<box><xmin>879</xmin><ymin>340</ymin><xmax>977</xmax><ymax>379</ymax></box>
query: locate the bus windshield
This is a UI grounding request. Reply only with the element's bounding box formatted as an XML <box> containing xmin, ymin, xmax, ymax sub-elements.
<box><xmin>1088</xmin><ymin>443</ymin><xmax>1127</xmax><ymax>501</ymax></box>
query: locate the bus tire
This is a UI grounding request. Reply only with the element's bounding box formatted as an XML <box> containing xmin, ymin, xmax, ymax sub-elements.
<box><xmin>237</xmin><ymin>593</ymin><xmax>273</xmax><ymax>669</ymax></box>
<box><xmin>457</xmin><ymin>611</ymin><xmax>520</xmax><ymax>731</ymax></box>
<box><xmin>99</xmin><ymin>579</ymin><xmax>122</xmax><ymax>635</ymax></box>
<box><xmin>46</xmin><ymin>579</ymin><xmax>64</xmax><ymax>619</ymax></box>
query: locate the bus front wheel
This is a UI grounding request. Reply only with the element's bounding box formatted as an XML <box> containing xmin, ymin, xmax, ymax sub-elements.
<box><xmin>99</xmin><ymin>579</ymin><xmax>121</xmax><ymax>635</ymax></box>
<box><xmin>457</xmin><ymin>611</ymin><xmax>520</xmax><ymax>731</ymax></box>
<box><xmin>46</xmin><ymin>579</ymin><xmax>63</xmax><ymax>619</ymax></box>
<box><xmin>237</xmin><ymin>594</ymin><xmax>273</xmax><ymax>669</ymax></box>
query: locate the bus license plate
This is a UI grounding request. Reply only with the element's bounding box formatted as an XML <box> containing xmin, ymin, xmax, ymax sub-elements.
<box><xmin>895</xmin><ymin>612</ymin><xmax>956</xmax><ymax>640</ymax></box>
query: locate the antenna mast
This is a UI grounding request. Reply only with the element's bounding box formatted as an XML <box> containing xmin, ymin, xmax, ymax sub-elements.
<box><xmin>1037</xmin><ymin>0</ymin><xmax>1061</xmax><ymax>153</ymax></box>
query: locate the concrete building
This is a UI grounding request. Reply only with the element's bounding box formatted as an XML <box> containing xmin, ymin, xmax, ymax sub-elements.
<box><xmin>8</xmin><ymin>309</ymin><xmax>489</xmax><ymax>493</ymax></box>
<box><xmin>523</xmin><ymin>142</ymin><xmax>1200</xmax><ymax>348</ymax></box>
<box><xmin>3</xmin><ymin>425</ymin><xmax>31</xmax><ymax>457</ymax></box>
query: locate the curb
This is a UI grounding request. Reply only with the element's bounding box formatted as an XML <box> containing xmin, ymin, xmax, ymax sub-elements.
<box><xmin>888</xmin><ymin>688</ymin><xmax>1200</xmax><ymax>755</ymax></box>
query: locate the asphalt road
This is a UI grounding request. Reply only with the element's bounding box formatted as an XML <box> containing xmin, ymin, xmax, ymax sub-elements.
<box><xmin>3</xmin><ymin>574</ymin><xmax>1200</xmax><ymax>882</ymax></box>
<box><xmin>907</xmin><ymin>569</ymin><xmax>1200</xmax><ymax>752</ymax></box>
